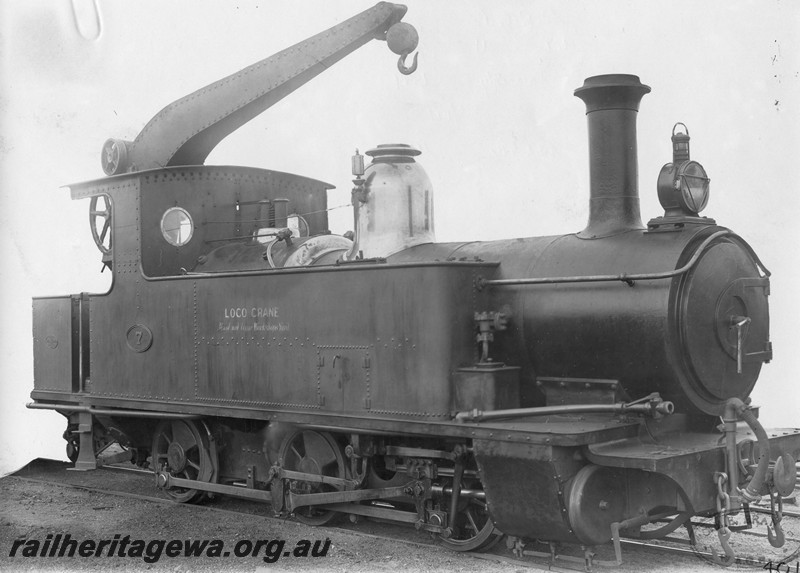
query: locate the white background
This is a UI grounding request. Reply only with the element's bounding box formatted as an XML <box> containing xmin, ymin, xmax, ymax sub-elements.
<box><xmin>0</xmin><ymin>1</ymin><xmax>797</xmax><ymax>474</ymax></box>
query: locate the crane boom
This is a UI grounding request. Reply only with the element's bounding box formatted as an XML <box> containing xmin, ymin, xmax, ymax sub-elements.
<box><xmin>101</xmin><ymin>2</ymin><xmax>416</xmax><ymax>175</ymax></box>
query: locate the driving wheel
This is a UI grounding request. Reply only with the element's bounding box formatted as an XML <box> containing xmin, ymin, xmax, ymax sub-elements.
<box><xmin>279</xmin><ymin>430</ymin><xmax>346</xmax><ymax>525</ymax></box>
<box><xmin>152</xmin><ymin>419</ymin><xmax>217</xmax><ymax>503</ymax></box>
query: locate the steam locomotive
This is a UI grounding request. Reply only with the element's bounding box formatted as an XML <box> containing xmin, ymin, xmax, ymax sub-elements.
<box><xmin>29</xmin><ymin>2</ymin><xmax>800</xmax><ymax>567</ymax></box>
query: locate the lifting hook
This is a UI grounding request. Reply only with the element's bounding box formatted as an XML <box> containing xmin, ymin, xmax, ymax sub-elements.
<box><xmin>386</xmin><ymin>22</ymin><xmax>419</xmax><ymax>76</ymax></box>
<box><xmin>397</xmin><ymin>52</ymin><xmax>418</xmax><ymax>75</ymax></box>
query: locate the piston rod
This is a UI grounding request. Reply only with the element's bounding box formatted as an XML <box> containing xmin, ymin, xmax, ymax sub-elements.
<box><xmin>430</xmin><ymin>485</ymin><xmax>486</xmax><ymax>500</ymax></box>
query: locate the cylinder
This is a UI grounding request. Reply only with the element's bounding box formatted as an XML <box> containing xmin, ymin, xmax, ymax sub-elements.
<box><xmin>574</xmin><ymin>74</ymin><xmax>650</xmax><ymax>238</ymax></box>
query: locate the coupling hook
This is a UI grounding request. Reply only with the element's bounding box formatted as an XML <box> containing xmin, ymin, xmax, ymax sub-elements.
<box><xmin>711</xmin><ymin>527</ymin><xmax>736</xmax><ymax>566</ymax></box>
<box><xmin>768</xmin><ymin>521</ymin><xmax>785</xmax><ymax>548</ymax></box>
<box><xmin>767</xmin><ymin>487</ymin><xmax>786</xmax><ymax>548</ymax></box>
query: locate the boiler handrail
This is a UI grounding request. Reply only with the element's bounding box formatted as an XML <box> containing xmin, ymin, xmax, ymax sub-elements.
<box><xmin>476</xmin><ymin>230</ymin><xmax>770</xmax><ymax>289</ymax></box>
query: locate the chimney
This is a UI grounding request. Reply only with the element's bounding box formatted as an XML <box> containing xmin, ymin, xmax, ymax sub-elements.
<box><xmin>574</xmin><ymin>74</ymin><xmax>651</xmax><ymax>238</ymax></box>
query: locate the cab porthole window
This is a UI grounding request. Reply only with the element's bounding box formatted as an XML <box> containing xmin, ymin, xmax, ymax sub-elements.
<box><xmin>161</xmin><ymin>207</ymin><xmax>193</xmax><ymax>246</ymax></box>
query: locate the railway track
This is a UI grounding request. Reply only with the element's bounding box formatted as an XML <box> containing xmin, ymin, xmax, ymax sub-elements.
<box><xmin>6</xmin><ymin>459</ymin><xmax>800</xmax><ymax>572</ymax></box>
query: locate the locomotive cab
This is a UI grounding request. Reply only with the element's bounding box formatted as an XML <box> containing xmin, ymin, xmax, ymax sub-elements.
<box><xmin>133</xmin><ymin>167</ymin><xmax>338</xmax><ymax>276</ymax></box>
<box><xmin>80</xmin><ymin>166</ymin><xmax>343</xmax><ymax>277</ymax></box>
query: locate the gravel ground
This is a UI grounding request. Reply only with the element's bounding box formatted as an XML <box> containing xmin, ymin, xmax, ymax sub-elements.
<box><xmin>0</xmin><ymin>476</ymin><xmax>527</xmax><ymax>573</ymax></box>
<box><xmin>1</xmin><ymin>462</ymin><xmax>798</xmax><ymax>573</ymax></box>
